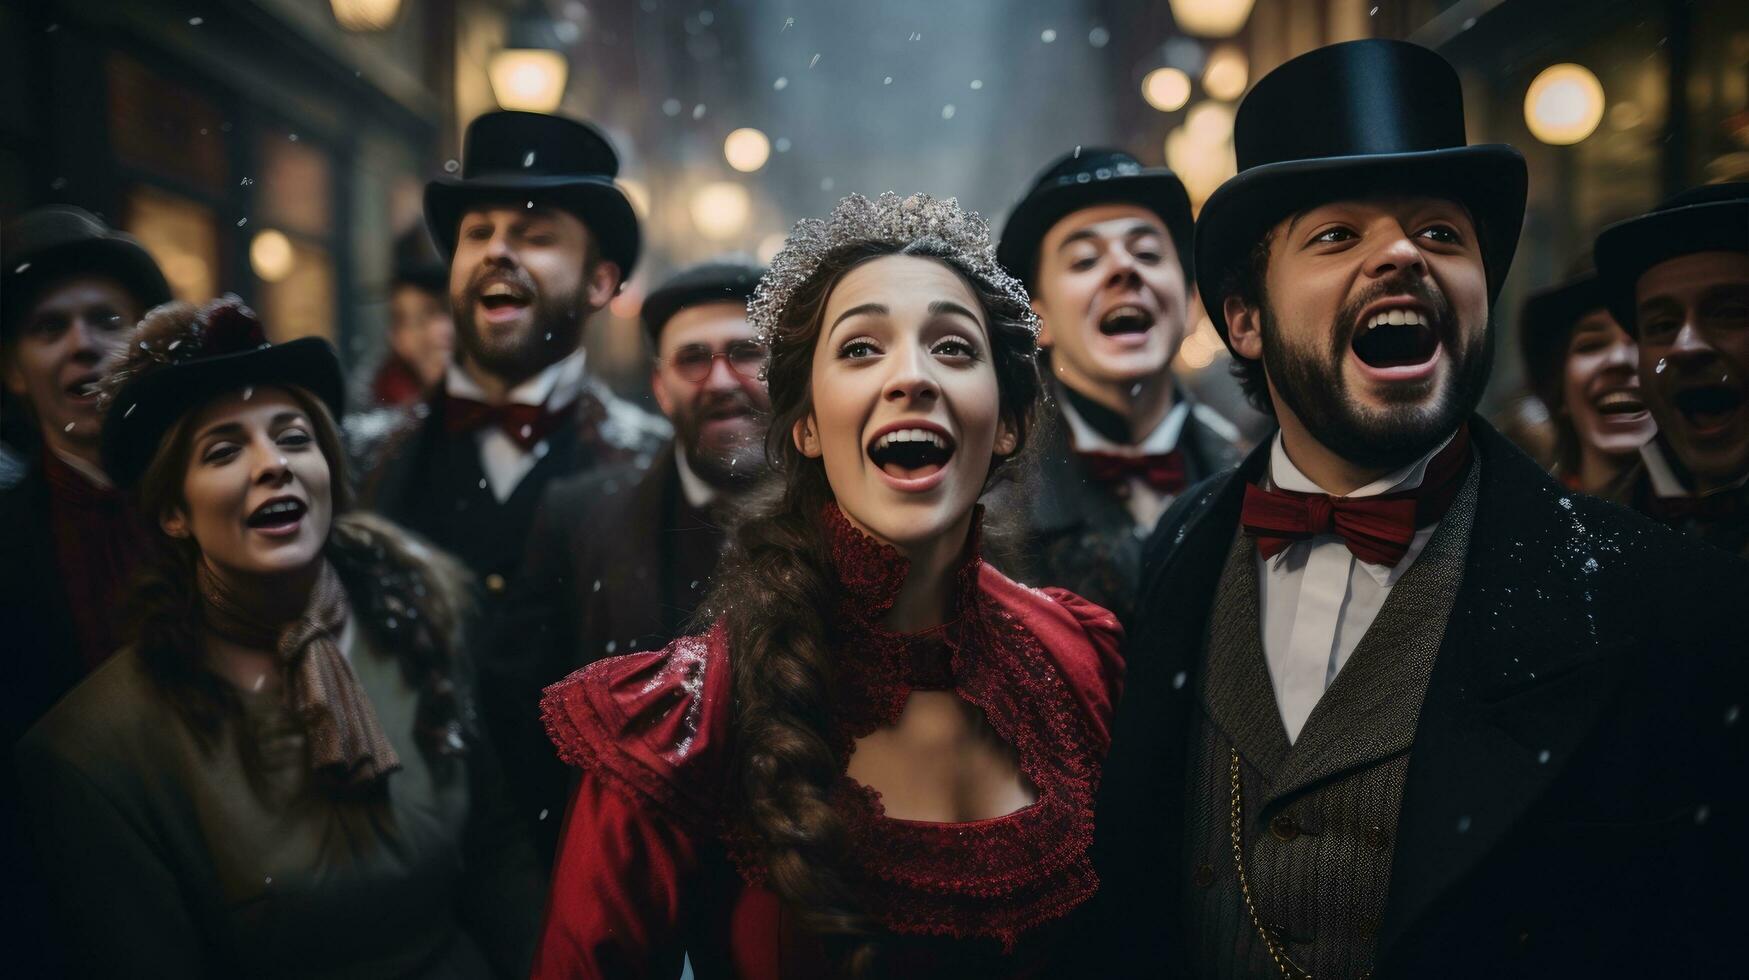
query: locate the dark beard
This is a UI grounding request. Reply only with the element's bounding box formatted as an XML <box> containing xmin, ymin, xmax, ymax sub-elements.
<box><xmin>451</xmin><ymin>269</ymin><xmax>587</xmax><ymax>386</ymax></box>
<box><xmin>1260</xmin><ymin>276</ymin><xmax>1493</xmax><ymax>471</ymax></box>
<box><xmin>675</xmin><ymin>396</ymin><xmax>768</xmax><ymax>491</ymax></box>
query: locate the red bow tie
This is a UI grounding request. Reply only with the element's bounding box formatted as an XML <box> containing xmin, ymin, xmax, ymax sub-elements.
<box><xmin>1078</xmin><ymin>449</ymin><xmax>1188</xmax><ymax>494</ymax></box>
<box><xmin>443</xmin><ymin>396</ymin><xmax>569</xmax><ymax>451</ymax></box>
<box><xmin>1241</xmin><ymin>427</ymin><xmax>1472</xmax><ymax>567</ymax></box>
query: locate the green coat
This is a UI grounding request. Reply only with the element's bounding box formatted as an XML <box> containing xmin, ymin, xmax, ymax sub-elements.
<box><xmin>16</xmin><ymin>623</ymin><xmax>541</xmax><ymax>978</ymax></box>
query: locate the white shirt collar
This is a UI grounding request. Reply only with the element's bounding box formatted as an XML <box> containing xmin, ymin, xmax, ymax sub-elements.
<box><xmin>1640</xmin><ymin>437</ymin><xmax>1749</xmax><ymax>498</ymax></box>
<box><xmin>1057</xmin><ymin>384</ymin><xmax>1192</xmax><ymax>455</ymax></box>
<box><xmin>1269</xmin><ymin>429</ymin><xmax>1453</xmax><ymax>498</ymax></box>
<box><xmin>48</xmin><ymin>446</ymin><xmax>114</xmax><ymax>489</ymax></box>
<box><xmin>673</xmin><ymin>444</ymin><xmax>716</xmax><ymax>509</ymax></box>
<box><xmin>445</xmin><ymin>348</ymin><xmax>587</xmax><ymax>409</ymax></box>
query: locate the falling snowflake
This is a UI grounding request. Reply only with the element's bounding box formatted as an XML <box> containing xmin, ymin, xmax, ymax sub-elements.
<box><xmin>809</xmin><ymin>53</ymin><xmax>821</xmax><ymax>69</ymax></box>
<box><xmin>882</xmin><ymin>76</ymin><xmax>893</xmax><ymax>85</ymax></box>
<box><xmin>941</xmin><ymin>104</ymin><xmax>956</xmax><ymax>119</ymax></box>
<box><xmin>661</xmin><ymin>99</ymin><xmax>682</xmax><ymax>117</ymax></box>
<box><xmin>969</xmin><ymin>79</ymin><xmax>983</xmax><ymax>90</ymax></box>
<box><xmin>1089</xmin><ymin>27</ymin><xmax>1111</xmax><ymax>47</ymax></box>
<box><xmin>523</xmin><ymin>151</ymin><xmax>537</xmax><ymax>167</ymax></box>
<box><xmin>1040</xmin><ymin>28</ymin><xmax>1057</xmax><ymax>43</ymax></box>
<box><xmin>188</xmin><ymin>16</ymin><xmax>203</xmax><ymax>26</ymax></box>
<box><xmin>773</xmin><ymin>76</ymin><xmax>788</xmax><ymax>90</ymax></box>
<box><xmin>692</xmin><ymin>103</ymin><xmax>707</xmax><ymax>120</ymax></box>
<box><xmin>443</xmin><ymin>159</ymin><xmax>460</xmax><ymax>173</ymax></box>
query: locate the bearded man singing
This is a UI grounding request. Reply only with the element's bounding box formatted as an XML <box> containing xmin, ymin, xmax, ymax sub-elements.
<box><xmin>1085</xmin><ymin>40</ymin><xmax>1748</xmax><ymax>979</ymax></box>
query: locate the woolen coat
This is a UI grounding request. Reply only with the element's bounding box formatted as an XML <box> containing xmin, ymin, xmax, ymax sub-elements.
<box><xmin>495</xmin><ymin>447</ymin><xmax>727</xmax><ymax>860</ymax></box>
<box><xmin>1081</xmin><ymin>419</ymin><xmax>1749</xmax><ymax>977</ymax></box>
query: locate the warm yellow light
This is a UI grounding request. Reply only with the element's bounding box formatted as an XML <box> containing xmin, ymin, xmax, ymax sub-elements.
<box><xmin>160</xmin><ymin>252</ymin><xmax>211</xmax><ymax>294</ymax></box>
<box><xmin>757</xmin><ymin>232</ymin><xmax>787</xmax><ymax>265</ymax></box>
<box><xmin>1203</xmin><ymin>45</ymin><xmax>1249</xmax><ymax>101</ymax></box>
<box><xmin>723</xmin><ymin>128</ymin><xmax>771</xmax><ymax>173</ymax></box>
<box><xmin>1173</xmin><ymin>312</ymin><xmax>1226</xmax><ymax>371</ymax></box>
<box><xmin>1143</xmin><ymin>67</ymin><xmax>1192</xmax><ymax>113</ymax></box>
<box><xmin>249</xmin><ymin>230</ymin><xmax>295</xmax><ymax>283</ymax></box>
<box><xmin>690</xmin><ymin>183</ymin><xmax>751</xmax><ymax>241</ymax></box>
<box><xmin>616</xmin><ymin>179</ymin><xmax>651</xmax><ymax>219</ymax></box>
<box><xmin>1165</xmin><ymin>125</ymin><xmax>1237</xmax><ymax>207</ymax></box>
<box><xmin>329</xmin><ymin>0</ymin><xmax>402</xmax><ymax>31</ymax></box>
<box><xmin>1186</xmin><ymin>101</ymin><xmax>1236</xmax><ymax>142</ymax></box>
<box><xmin>1524</xmin><ymin>63</ymin><xmax>1605</xmax><ymax>146</ymax></box>
<box><xmin>1168</xmin><ymin>0</ymin><xmax>1258</xmax><ymax>37</ymax></box>
<box><xmin>489</xmin><ymin>49</ymin><xmax>569</xmax><ymax>113</ymax></box>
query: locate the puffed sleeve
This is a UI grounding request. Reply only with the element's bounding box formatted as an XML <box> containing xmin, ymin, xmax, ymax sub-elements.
<box><xmin>1032</xmin><ymin>586</ymin><xmax>1127</xmax><ymax>756</ymax></box>
<box><xmin>532</xmin><ymin>629</ymin><xmax>732</xmax><ymax>978</ymax></box>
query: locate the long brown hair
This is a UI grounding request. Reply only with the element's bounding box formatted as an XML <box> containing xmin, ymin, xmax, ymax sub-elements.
<box><xmin>697</xmin><ymin>238</ymin><xmax>1041</xmax><ymax>971</ymax></box>
<box><xmin>125</xmin><ymin>379</ymin><xmax>472</xmax><ymax>763</ymax></box>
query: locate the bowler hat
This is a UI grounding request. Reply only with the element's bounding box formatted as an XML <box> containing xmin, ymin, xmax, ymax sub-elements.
<box><xmin>100</xmin><ymin>297</ymin><xmax>345</xmax><ymax>489</ymax></box>
<box><xmin>640</xmin><ymin>260</ymin><xmax>765</xmax><ymax>344</ymax></box>
<box><xmin>997</xmin><ymin>148</ymin><xmax>1193</xmax><ymax>290</ymax></box>
<box><xmin>390</xmin><ymin>224</ymin><xmax>449</xmax><ymax>295</ymax></box>
<box><xmin>1518</xmin><ymin>270</ymin><xmax>1608</xmax><ymax>411</ymax></box>
<box><xmin>425</xmin><ymin>110</ymin><xmax>640</xmax><ymax>278</ymax></box>
<box><xmin>1194</xmin><ymin>39</ymin><xmax>1527</xmax><ymax>349</ymax></box>
<box><xmin>2</xmin><ymin>206</ymin><xmax>172</xmax><ymax>338</ymax></box>
<box><xmin>1593</xmin><ymin>182</ymin><xmax>1749</xmax><ymax>335</ymax></box>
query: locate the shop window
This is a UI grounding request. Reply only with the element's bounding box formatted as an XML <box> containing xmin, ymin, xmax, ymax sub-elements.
<box><xmin>124</xmin><ymin>184</ymin><xmax>221</xmax><ymax>303</ymax></box>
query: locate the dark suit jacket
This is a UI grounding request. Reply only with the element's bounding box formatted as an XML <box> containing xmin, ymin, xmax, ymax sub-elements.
<box><xmin>0</xmin><ymin>454</ymin><xmax>87</xmax><ymax>978</ymax></box>
<box><xmin>497</xmin><ymin>448</ymin><xmax>726</xmax><ymax>861</ymax></box>
<box><xmin>1017</xmin><ymin>395</ymin><xmax>1243</xmax><ymax>624</ymax></box>
<box><xmin>1084</xmin><ymin>419</ymin><xmax>1749</xmax><ymax>977</ymax></box>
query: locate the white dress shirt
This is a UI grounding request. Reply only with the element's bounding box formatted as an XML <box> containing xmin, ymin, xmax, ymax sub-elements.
<box><xmin>1255</xmin><ymin>431</ymin><xmax>1453</xmax><ymax>743</ymax></box>
<box><xmin>1060</xmin><ymin>393</ymin><xmax>1196</xmax><ymax>531</ymax></box>
<box><xmin>673</xmin><ymin>445</ymin><xmax>716</xmax><ymax>510</ymax></box>
<box><xmin>444</xmin><ymin>349</ymin><xmax>587</xmax><ymax>503</ymax></box>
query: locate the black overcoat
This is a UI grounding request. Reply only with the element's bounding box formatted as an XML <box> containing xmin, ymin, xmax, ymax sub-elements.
<box><xmin>1082</xmin><ymin>419</ymin><xmax>1749</xmax><ymax>977</ymax></box>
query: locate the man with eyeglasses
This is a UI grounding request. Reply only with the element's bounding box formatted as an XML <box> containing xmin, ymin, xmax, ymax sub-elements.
<box><xmin>503</xmin><ymin>259</ymin><xmax>767</xmax><ymax>862</ymax></box>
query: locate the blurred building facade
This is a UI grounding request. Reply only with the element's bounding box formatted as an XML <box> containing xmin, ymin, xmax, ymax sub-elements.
<box><xmin>4</xmin><ymin>0</ymin><xmax>1742</xmax><ymax>410</ymax></box>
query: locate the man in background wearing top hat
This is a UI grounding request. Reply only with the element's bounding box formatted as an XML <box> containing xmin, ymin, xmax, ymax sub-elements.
<box><xmin>0</xmin><ymin>204</ymin><xmax>172</xmax><ymax>978</ymax></box>
<box><xmin>361</xmin><ymin>109</ymin><xmax>668</xmax><ymax>598</ymax></box>
<box><xmin>1516</xmin><ymin>261</ymin><xmax>1655</xmax><ymax>494</ymax></box>
<box><xmin>997</xmin><ymin>149</ymin><xmax>1242</xmax><ymax>623</ymax></box>
<box><xmin>500</xmin><ymin>259</ymin><xmax>768</xmax><ymax>860</ymax></box>
<box><xmin>1086</xmin><ymin>40</ymin><xmax>1747</xmax><ymax>978</ymax></box>
<box><xmin>359</xmin><ymin>110</ymin><xmax>668</xmax><ymax>824</ymax></box>
<box><xmin>367</xmin><ymin>224</ymin><xmax>455</xmax><ymax>408</ymax></box>
<box><xmin>1595</xmin><ymin>183</ymin><xmax>1749</xmax><ymax>557</ymax></box>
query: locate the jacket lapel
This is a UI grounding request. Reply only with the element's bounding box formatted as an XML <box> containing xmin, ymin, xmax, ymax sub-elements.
<box><xmin>1266</xmin><ymin>456</ymin><xmax>1480</xmax><ymax>807</ymax></box>
<box><xmin>1377</xmin><ymin>420</ymin><xmax>1630</xmax><ymax>960</ymax></box>
<box><xmin>1199</xmin><ymin>531</ymin><xmax>1292</xmax><ymax>782</ymax></box>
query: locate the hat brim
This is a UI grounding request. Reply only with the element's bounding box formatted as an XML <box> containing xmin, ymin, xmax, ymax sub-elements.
<box><xmin>997</xmin><ymin>171</ymin><xmax>1194</xmax><ymax>289</ymax></box>
<box><xmin>1594</xmin><ymin>199</ymin><xmax>1749</xmax><ymax>335</ymax></box>
<box><xmin>1194</xmin><ymin>144</ymin><xmax>1527</xmax><ymax>349</ymax></box>
<box><xmin>424</xmin><ymin>174</ymin><xmax>641</xmax><ymax>279</ymax></box>
<box><xmin>3</xmin><ymin>237</ymin><xmax>173</xmax><ymax>336</ymax></box>
<box><xmin>1517</xmin><ymin>276</ymin><xmax>1607</xmax><ymax>407</ymax></box>
<box><xmin>101</xmin><ymin>337</ymin><xmax>346</xmax><ymax>489</ymax></box>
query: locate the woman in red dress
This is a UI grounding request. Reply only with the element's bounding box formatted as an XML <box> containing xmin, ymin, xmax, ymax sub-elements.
<box><xmin>536</xmin><ymin>193</ymin><xmax>1124</xmax><ymax>978</ymax></box>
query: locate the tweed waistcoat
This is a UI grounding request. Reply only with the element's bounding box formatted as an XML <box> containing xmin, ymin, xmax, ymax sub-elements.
<box><xmin>1180</xmin><ymin>454</ymin><xmax>1480</xmax><ymax>979</ymax></box>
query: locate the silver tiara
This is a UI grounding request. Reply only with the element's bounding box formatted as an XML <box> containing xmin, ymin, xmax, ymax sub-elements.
<box><xmin>747</xmin><ymin>192</ymin><xmax>1039</xmax><ymax>346</ymax></box>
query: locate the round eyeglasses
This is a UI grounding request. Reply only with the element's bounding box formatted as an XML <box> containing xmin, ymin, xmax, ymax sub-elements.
<box><xmin>666</xmin><ymin>341</ymin><xmax>769</xmax><ymax>382</ymax></box>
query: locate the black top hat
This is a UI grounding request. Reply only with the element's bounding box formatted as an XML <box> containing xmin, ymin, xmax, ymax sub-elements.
<box><xmin>997</xmin><ymin>148</ymin><xmax>1194</xmax><ymax>290</ymax></box>
<box><xmin>1518</xmin><ymin>270</ymin><xmax>1609</xmax><ymax>410</ymax></box>
<box><xmin>1593</xmin><ymin>182</ymin><xmax>1749</xmax><ymax>336</ymax></box>
<box><xmin>424</xmin><ymin>110</ymin><xmax>641</xmax><ymax>278</ymax></box>
<box><xmin>640</xmin><ymin>260</ymin><xmax>765</xmax><ymax>344</ymax></box>
<box><xmin>2</xmin><ymin>205</ymin><xmax>173</xmax><ymax>338</ymax></box>
<box><xmin>390</xmin><ymin>224</ymin><xmax>449</xmax><ymax>295</ymax></box>
<box><xmin>1194</xmin><ymin>39</ymin><xmax>1527</xmax><ymax>348</ymax></box>
<box><xmin>100</xmin><ymin>297</ymin><xmax>345</xmax><ymax>490</ymax></box>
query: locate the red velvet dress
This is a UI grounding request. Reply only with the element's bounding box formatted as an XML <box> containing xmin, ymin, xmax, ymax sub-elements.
<box><xmin>534</xmin><ymin>507</ymin><xmax>1124</xmax><ymax>978</ymax></box>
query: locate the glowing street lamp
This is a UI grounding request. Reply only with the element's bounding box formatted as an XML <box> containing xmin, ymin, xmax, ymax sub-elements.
<box><xmin>1203</xmin><ymin>45</ymin><xmax>1249</xmax><ymax>101</ymax></box>
<box><xmin>489</xmin><ymin>49</ymin><xmax>568</xmax><ymax>113</ymax></box>
<box><xmin>724</xmin><ymin>128</ymin><xmax>772</xmax><ymax>173</ymax></box>
<box><xmin>250</xmin><ymin>230</ymin><xmax>295</xmax><ymax>283</ymax></box>
<box><xmin>691</xmin><ymin>183</ymin><xmax>751</xmax><ymax>241</ymax></box>
<box><xmin>1168</xmin><ymin>0</ymin><xmax>1258</xmax><ymax>38</ymax></box>
<box><xmin>1143</xmin><ymin>67</ymin><xmax>1193</xmax><ymax>113</ymax></box>
<box><xmin>1524</xmin><ymin>63</ymin><xmax>1606</xmax><ymax>145</ymax></box>
<box><xmin>329</xmin><ymin>0</ymin><xmax>402</xmax><ymax>32</ymax></box>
